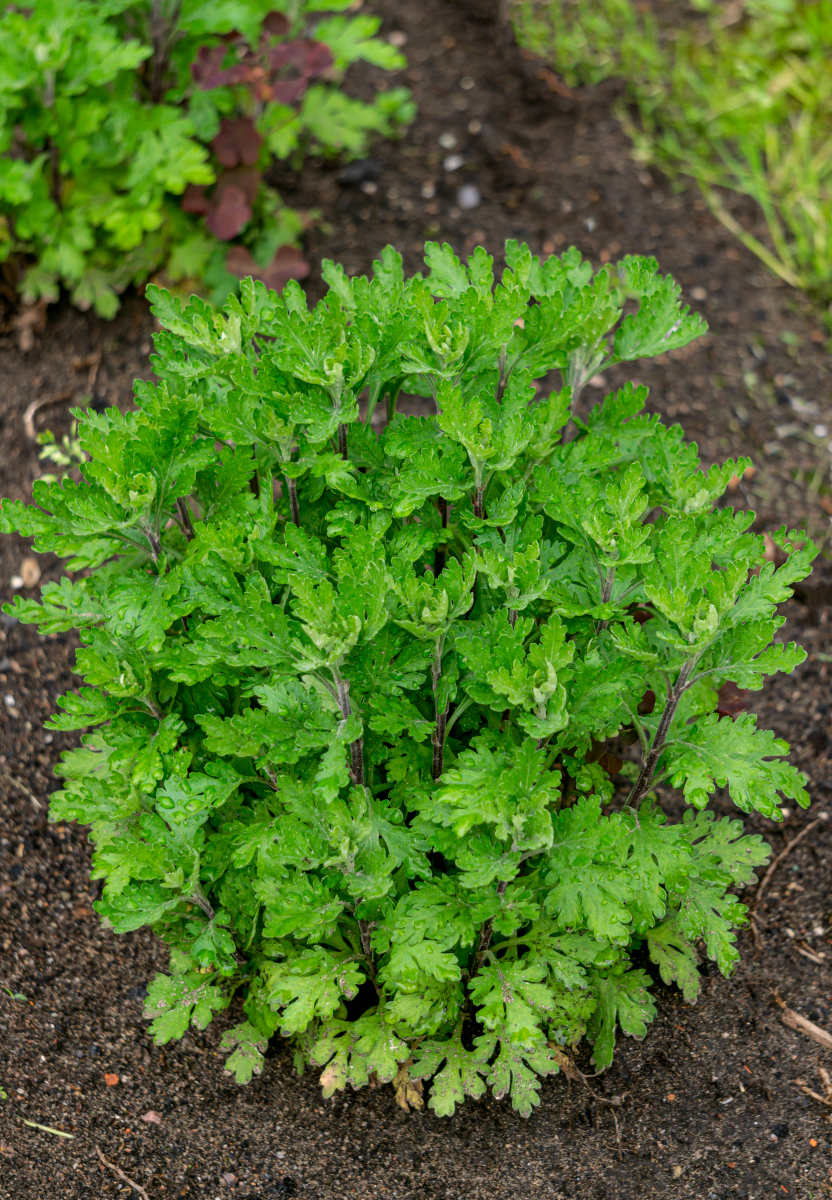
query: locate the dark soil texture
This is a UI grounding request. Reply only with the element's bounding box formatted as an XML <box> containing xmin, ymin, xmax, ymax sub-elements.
<box><xmin>2</xmin><ymin>2</ymin><xmax>832</xmax><ymax>1197</ymax></box>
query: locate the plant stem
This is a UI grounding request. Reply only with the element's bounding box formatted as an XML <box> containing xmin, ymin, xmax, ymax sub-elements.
<box><xmin>175</xmin><ymin>496</ymin><xmax>194</xmax><ymax>540</ymax></box>
<box><xmin>286</xmin><ymin>475</ymin><xmax>300</xmax><ymax>526</ymax></box>
<box><xmin>496</xmin><ymin>345</ymin><xmax>507</xmax><ymax>403</ymax></box>
<box><xmin>472</xmin><ymin>485</ymin><xmax>485</xmax><ymax>520</ymax></box>
<box><xmin>626</xmin><ymin>660</ymin><xmax>693</xmax><ymax>810</ymax></box>
<box><xmin>470</xmin><ymin>880</ymin><xmax>508</xmax><ymax>979</ymax></box>
<box><xmin>335</xmin><ymin>676</ymin><xmax>364</xmax><ymax>787</ymax></box>
<box><xmin>338</xmin><ymin>423</ymin><xmax>348</xmax><ymax>460</ymax></box>
<box><xmin>431</xmin><ymin>636</ymin><xmax>447</xmax><ymax>781</ymax></box>
<box><xmin>433</xmin><ymin>496</ymin><xmax>449</xmax><ymax>577</ymax></box>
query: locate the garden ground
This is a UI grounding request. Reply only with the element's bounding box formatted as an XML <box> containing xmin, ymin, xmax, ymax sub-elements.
<box><xmin>1</xmin><ymin>2</ymin><xmax>832</xmax><ymax>1196</ymax></box>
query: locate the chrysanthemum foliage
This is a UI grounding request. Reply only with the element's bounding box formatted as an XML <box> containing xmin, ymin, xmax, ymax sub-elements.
<box><xmin>1</xmin><ymin>241</ymin><xmax>812</xmax><ymax>1116</ymax></box>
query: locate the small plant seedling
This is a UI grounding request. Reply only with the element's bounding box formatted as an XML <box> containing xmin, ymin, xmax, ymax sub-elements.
<box><xmin>1</xmin><ymin>241</ymin><xmax>812</xmax><ymax>1116</ymax></box>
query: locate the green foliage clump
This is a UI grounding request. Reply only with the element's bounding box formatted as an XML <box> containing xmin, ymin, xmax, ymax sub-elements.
<box><xmin>0</xmin><ymin>0</ymin><xmax>413</xmax><ymax>317</ymax></box>
<box><xmin>1</xmin><ymin>241</ymin><xmax>813</xmax><ymax>1117</ymax></box>
<box><xmin>513</xmin><ymin>0</ymin><xmax>832</xmax><ymax>313</ymax></box>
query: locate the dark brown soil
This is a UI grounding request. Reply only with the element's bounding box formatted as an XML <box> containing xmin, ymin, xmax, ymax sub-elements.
<box><xmin>2</xmin><ymin>3</ymin><xmax>832</xmax><ymax>1198</ymax></box>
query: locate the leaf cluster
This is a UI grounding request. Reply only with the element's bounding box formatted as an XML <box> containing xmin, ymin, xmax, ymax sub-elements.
<box><xmin>1</xmin><ymin>240</ymin><xmax>812</xmax><ymax>1117</ymax></box>
<box><xmin>0</xmin><ymin>0</ymin><xmax>413</xmax><ymax>316</ymax></box>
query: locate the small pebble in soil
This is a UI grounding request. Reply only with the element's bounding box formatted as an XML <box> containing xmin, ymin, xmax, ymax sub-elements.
<box><xmin>584</xmin><ymin>216</ymin><xmax>596</xmax><ymax>231</ymax></box>
<box><xmin>814</xmin><ymin>423</ymin><xmax>828</xmax><ymax>437</ymax></box>
<box><xmin>360</xmin><ymin>181</ymin><xmax>377</xmax><ymax>195</ymax></box>
<box><xmin>691</xmin><ymin>287</ymin><xmax>708</xmax><ymax>301</ymax></box>
<box><xmin>388</xmin><ymin>31</ymin><xmax>407</xmax><ymax>47</ymax></box>
<box><xmin>438</xmin><ymin>132</ymin><xmax>457</xmax><ymax>149</ymax></box>
<box><xmin>4</xmin><ymin>694</ymin><xmax>15</xmax><ymax>706</ymax></box>
<box><xmin>457</xmin><ymin>184</ymin><xmax>481</xmax><ymax>210</ymax></box>
<box><xmin>460</xmin><ymin>76</ymin><xmax>474</xmax><ymax>89</ymax></box>
<box><xmin>444</xmin><ymin>154</ymin><xmax>463</xmax><ymax>172</ymax></box>
<box><xmin>771</xmin><ymin>1122</ymin><xmax>790</xmax><ymax>1138</ymax></box>
<box><xmin>9</xmin><ymin>576</ymin><xmax>23</xmax><ymax>590</ymax></box>
<box><xmin>422</xmin><ymin>181</ymin><xmax>436</xmax><ymax>199</ymax></box>
<box><xmin>19</xmin><ymin>557</ymin><xmax>40</xmax><ymax>587</ymax></box>
<box><xmin>468</xmin><ymin>118</ymin><xmax>481</xmax><ymax>134</ymax></box>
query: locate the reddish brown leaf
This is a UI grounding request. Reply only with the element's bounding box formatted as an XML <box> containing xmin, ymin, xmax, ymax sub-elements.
<box><xmin>206</xmin><ymin>185</ymin><xmax>252</xmax><ymax>240</ymax></box>
<box><xmin>638</xmin><ymin>689</ymin><xmax>656</xmax><ymax>716</ymax></box>
<box><xmin>267</xmin><ymin>78</ymin><xmax>308</xmax><ymax>106</ymax></box>
<box><xmin>213</xmin><ymin>166</ymin><xmax>260</xmax><ymax>204</ymax></box>
<box><xmin>226</xmin><ymin>244</ymin><xmax>310</xmax><ymax>293</ymax></box>
<box><xmin>181</xmin><ymin>183</ymin><xmax>211</xmax><ymax>215</ymax></box>
<box><xmin>716</xmin><ymin>681</ymin><xmax>749</xmax><ymax>720</ymax></box>
<box><xmin>211</xmin><ymin>117</ymin><xmax>263</xmax><ymax>169</ymax></box>
<box><xmin>191</xmin><ymin>44</ymin><xmax>252</xmax><ymax>90</ymax></box>
<box><xmin>262</xmin><ymin>10</ymin><xmax>290</xmax><ymax>37</ymax></box>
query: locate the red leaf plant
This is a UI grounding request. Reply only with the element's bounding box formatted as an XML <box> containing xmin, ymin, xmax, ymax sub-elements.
<box><xmin>182</xmin><ymin>10</ymin><xmax>325</xmax><ymax>279</ymax></box>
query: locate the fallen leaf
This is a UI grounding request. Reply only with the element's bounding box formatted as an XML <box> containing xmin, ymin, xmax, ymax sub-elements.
<box><xmin>104</xmin><ymin>1074</ymin><xmax>119</xmax><ymax>1087</ymax></box>
<box><xmin>393</xmin><ymin>1062</ymin><xmax>424</xmax><ymax>1112</ymax></box>
<box><xmin>548</xmin><ymin>1044</ymin><xmax>582</xmax><ymax>1083</ymax></box>
<box><xmin>140</xmin><ymin>1111</ymin><xmax>162</xmax><ymax>1124</ymax></box>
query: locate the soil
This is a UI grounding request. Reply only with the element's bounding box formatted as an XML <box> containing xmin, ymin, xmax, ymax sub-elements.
<box><xmin>2</xmin><ymin>2</ymin><xmax>832</xmax><ymax>1198</ymax></box>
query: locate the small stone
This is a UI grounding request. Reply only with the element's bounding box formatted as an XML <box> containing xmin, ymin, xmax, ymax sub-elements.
<box><xmin>19</xmin><ymin>558</ymin><xmax>40</xmax><ymax>588</ymax></box>
<box><xmin>141</xmin><ymin>1110</ymin><xmax>163</xmax><ymax>1124</ymax></box>
<box><xmin>9</xmin><ymin>577</ymin><xmax>23</xmax><ymax>590</ymax></box>
<box><xmin>388</xmin><ymin>30</ymin><xmax>407</xmax><ymax>47</ymax></box>
<box><xmin>3</xmin><ymin>695</ymin><xmax>15</xmax><ymax>707</ymax></box>
<box><xmin>815</xmin><ymin>424</ymin><xmax>828</xmax><ymax>437</ymax></box>
<box><xmin>457</xmin><ymin>184</ymin><xmax>481</xmax><ymax>210</ymax></box>
<box><xmin>672</xmin><ymin>1166</ymin><xmax>683</xmax><ymax>1178</ymax></box>
<box><xmin>421</xmin><ymin>181</ymin><xmax>436</xmax><ymax>199</ymax></box>
<box><xmin>468</xmin><ymin>119</ymin><xmax>481</xmax><ymax>134</ymax></box>
<box><xmin>588</xmin><ymin>375</ymin><xmax>608</xmax><ymax>389</ymax></box>
<box><xmin>771</xmin><ymin>1122</ymin><xmax>789</xmax><ymax>1138</ymax></box>
<box><xmin>438</xmin><ymin>132</ymin><xmax>457</xmax><ymax>150</ymax></box>
<box><xmin>443</xmin><ymin>154</ymin><xmax>464</xmax><ymax>172</ymax></box>
<box><xmin>360</xmin><ymin>181</ymin><xmax>377</xmax><ymax>195</ymax></box>
<box><xmin>691</xmin><ymin>286</ymin><xmax>708</xmax><ymax>301</ymax></box>
<box><xmin>460</xmin><ymin>76</ymin><xmax>475</xmax><ymax>90</ymax></box>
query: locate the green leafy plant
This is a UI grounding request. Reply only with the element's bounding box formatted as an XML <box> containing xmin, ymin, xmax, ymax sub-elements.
<box><xmin>513</xmin><ymin>0</ymin><xmax>832</xmax><ymax>316</ymax></box>
<box><xmin>0</xmin><ymin>241</ymin><xmax>812</xmax><ymax>1117</ymax></box>
<box><xmin>0</xmin><ymin>0</ymin><xmax>413</xmax><ymax>317</ymax></box>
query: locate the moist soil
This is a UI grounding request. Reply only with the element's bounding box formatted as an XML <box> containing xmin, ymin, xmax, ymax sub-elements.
<box><xmin>2</xmin><ymin>2</ymin><xmax>832</xmax><ymax>1197</ymax></box>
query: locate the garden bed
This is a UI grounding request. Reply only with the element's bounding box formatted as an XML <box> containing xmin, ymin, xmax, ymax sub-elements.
<box><xmin>1</xmin><ymin>2</ymin><xmax>832</xmax><ymax>1197</ymax></box>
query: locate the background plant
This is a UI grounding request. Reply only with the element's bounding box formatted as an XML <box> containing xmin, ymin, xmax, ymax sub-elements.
<box><xmin>513</xmin><ymin>0</ymin><xmax>832</xmax><ymax>318</ymax></box>
<box><xmin>0</xmin><ymin>0</ymin><xmax>413</xmax><ymax>318</ymax></box>
<box><xmin>1</xmin><ymin>242</ymin><xmax>812</xmax><ymax>1117</ymax></box>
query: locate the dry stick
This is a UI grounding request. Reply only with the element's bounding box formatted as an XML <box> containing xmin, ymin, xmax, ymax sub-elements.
<box><xmin>22</xmin><ymin>390</ymin><xmax>74</xmax><ymax>441</ymax></box>
<box><xmin>773</xmin><ymin>989</ymin><xmax>832</xmax><ymax>1051</ymax></box>
<box><xmin>0</xmin><ymin>768</ymin><xmax>42</xmax><ymax>811</ymax></box>
<box><xmin>95</xmin><ymin>1146</ymin><xmax>151</xmax><ymax>1200</ymax></box>
<box><xmin>751</xmin><ymin>819</ymin><xmax>822</xmax><ymax>940</ymax></box>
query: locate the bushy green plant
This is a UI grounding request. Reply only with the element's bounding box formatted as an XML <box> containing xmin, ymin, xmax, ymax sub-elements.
<box><xmin>0</xmin><ymin>0</ymin><xmax>413</xmax><ymax>317</ymax></box>
<box><xmin>514</xmin><ymin>0</ymin><xmax>832</xmax><ymax>314</ymax></box>
<box><xmin>1</xmin><ymin>242</ymin><xmax>813</xmax><ymax>1117</ymax></box>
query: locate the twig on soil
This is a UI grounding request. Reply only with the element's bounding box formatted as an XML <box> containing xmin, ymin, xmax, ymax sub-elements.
<box><xmin>22</xmin><ymin>390</ymin><xmax>74</xmax><ymax>441</ymax></box>
<box><xmin>95</xmin><ymin>1146</ymin><xmax>150</xmax><ymax>1200</ymax></box>
<box><xmin>750</xmin><ymin>818</ymin><xmax>822</xmax><ymax>945</ymax></box>
<box><xmin>549</xmin><ymin>1045</ymin><xmax>626</xmax><ymax>1159</ymax></box>
<box><xmin>21</xmin><ymin>1119</ymin><xmax>73</xmax><ymax>1138</ymax></box>
<box><xmin>792</xmin><ymin>1066</ymin><xmax>832</xmax><ymax>1109</ymax></box>
<box><xmin>0</xmin><ymin>769</ymin><xmax>42</xmax><ymax>811</ymax></box>
<box><xmin>774</xmin><ymin>990</ymin><xmax>832</xmax><ymax>1050</ymax></box>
